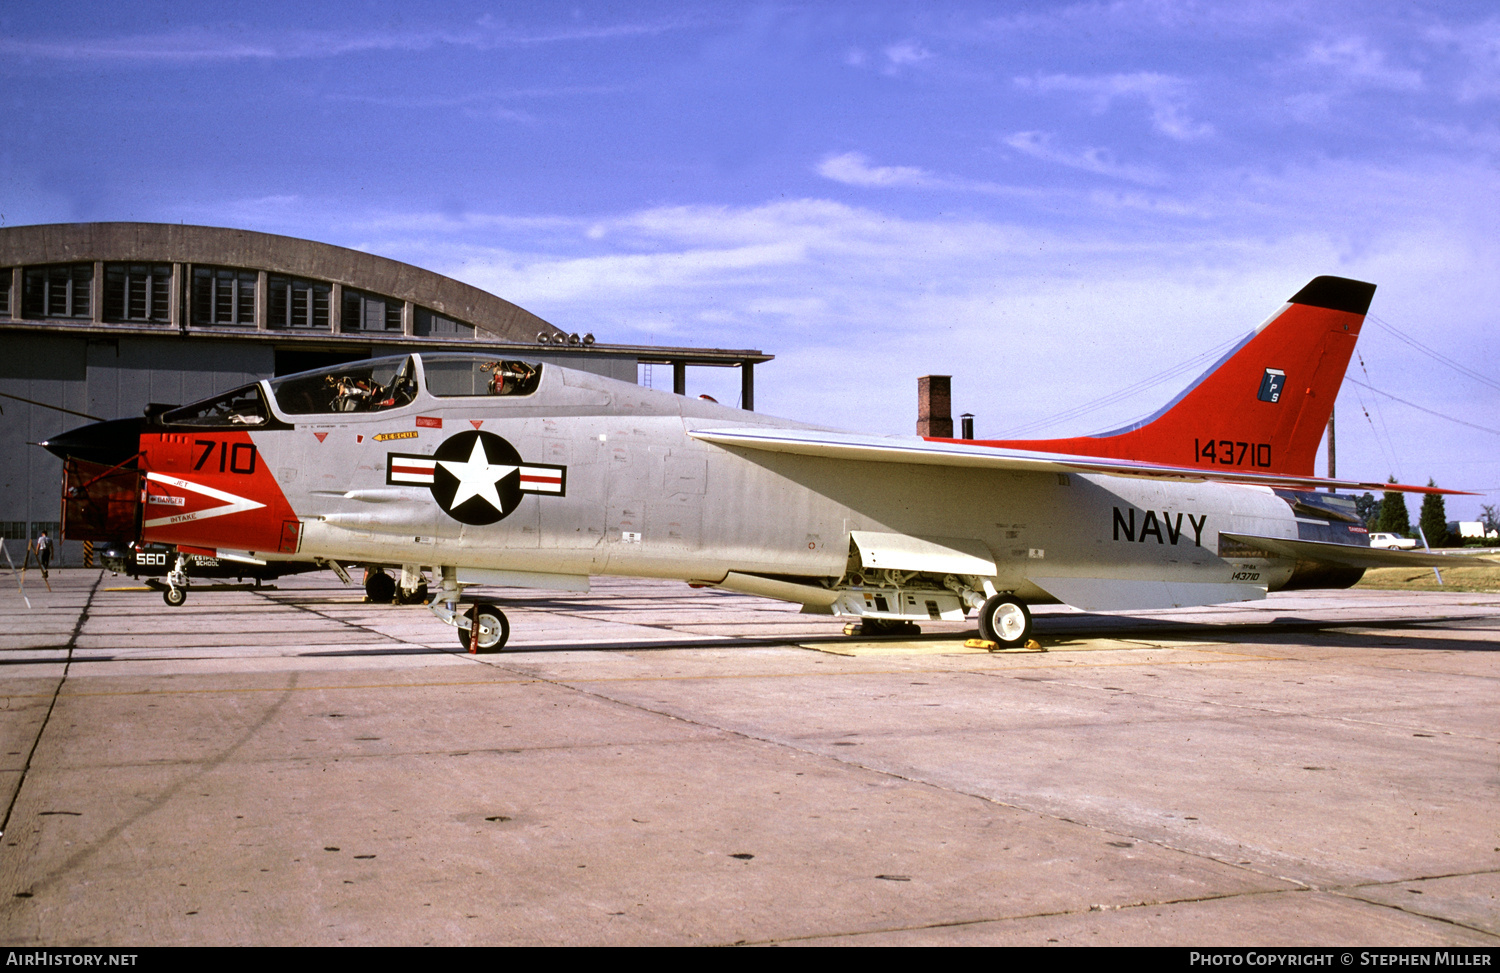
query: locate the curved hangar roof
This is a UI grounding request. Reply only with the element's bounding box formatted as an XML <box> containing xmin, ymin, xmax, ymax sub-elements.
<box><xmin>0</xmin><ymin>221</ymin><xmax>565</xmax><ymax>344</ymax></box>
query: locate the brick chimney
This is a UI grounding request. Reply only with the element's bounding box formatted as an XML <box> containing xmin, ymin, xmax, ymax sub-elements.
<box><xmin>917</xmin><ymin>375</ymin><xmax>952</xmax><ymax>438</ymax></box>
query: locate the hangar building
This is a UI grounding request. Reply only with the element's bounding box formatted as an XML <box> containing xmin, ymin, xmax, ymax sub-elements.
<box><xmin>0</xmin><ymin>222</ymin><xmax>770</xmax><ymax>563</ymax></box>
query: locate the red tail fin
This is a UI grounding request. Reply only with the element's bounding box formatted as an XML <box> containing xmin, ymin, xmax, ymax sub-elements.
<box><xmin>971</xmin><ymin>276</ymin><xmax>1375</xmax><ymax>476</ymax></box>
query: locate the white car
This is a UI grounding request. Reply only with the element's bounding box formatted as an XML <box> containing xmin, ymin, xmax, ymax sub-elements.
<box><xmin>1369</xmin><ymin>533</ymin><xmax>1418</xmax><ymax>550</ymax></box>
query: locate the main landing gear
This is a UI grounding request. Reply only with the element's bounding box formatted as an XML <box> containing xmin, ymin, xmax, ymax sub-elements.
<box><xmin>365</xmin><ymin>569</ymin><xmax>396</xmax><ymax>603</ymax></box>
<box><xmin>363</xmin><ymin>566</ymin><xmax>431</xmax><ymax>604</ymax></box>
<box><xmin>978</xmin><ymin>594</ymin><xmax>1033</xmax><ymax>648</ymax></box>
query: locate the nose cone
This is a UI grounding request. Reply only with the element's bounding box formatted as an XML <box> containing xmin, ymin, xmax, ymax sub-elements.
<box><xmin>40</xmin><ymin>417</ymin><xmax>144</xmax><ymax>467</ymax></box>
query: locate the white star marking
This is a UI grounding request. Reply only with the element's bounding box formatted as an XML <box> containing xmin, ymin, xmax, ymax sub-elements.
<box><xmin>438</xmin><ymin>438</ymin><xmax>517</xmax><ymax>511</ymax></box>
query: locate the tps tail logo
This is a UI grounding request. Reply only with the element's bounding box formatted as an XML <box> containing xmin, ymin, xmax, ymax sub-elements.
<box><xmin>387</xmin><ymin>430</ymin><xmax>565</xmax><ymax>525</ymax></box>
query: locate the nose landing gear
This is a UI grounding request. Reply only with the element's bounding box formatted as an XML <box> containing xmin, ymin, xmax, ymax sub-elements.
<box><xmin>460</xmin><ymin>603</ymin><xmax>509</xmax><ymax>653</ymax></box>
<box><xmin>426</xmin><ymin>567</ymin><xmax>511</xmax><ymax>653</ymax></box>
<box><xmin>163</xmin><ymin>552</ymin><xmax>189</xmax><ymax>607</ymax></box>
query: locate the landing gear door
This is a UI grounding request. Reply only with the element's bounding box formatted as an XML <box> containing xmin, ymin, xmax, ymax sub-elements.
<box><xmin>848</xmin><ymin>531</ymin><xmax>997</xmax><ymax>576</ymax></box>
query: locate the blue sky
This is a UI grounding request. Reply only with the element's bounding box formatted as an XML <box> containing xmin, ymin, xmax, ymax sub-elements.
<box><xmin>4</xmin><ymin>1</ymin><xmax>1498</xmax><ymax>520</ymax></box>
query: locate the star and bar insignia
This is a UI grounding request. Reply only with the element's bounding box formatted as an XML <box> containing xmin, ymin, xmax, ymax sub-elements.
<box><xmin>386</xmin><ymin>430</ymin><xmax>566</xmax><ymax>526</ymax></box>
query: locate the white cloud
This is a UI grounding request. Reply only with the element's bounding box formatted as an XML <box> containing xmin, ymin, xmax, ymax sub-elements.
<box><xmin>1300</xmin><ymin>37</ymin><xmax>1422</xmax><ymax>91</ymax></box>
<box><xmin>0</xmin><ymin>19</ymin><xmax>681</xmax><ymax>64</ymax></box>
<box><xmin>1427</xmin><ymin>18</ymin><xmax>1500</xmax><ymax>101</ymax></box>
<box><xmin>884</xmin><ymin>40</ymin><xmax>932</xmax><ymax>68</ymax></box>
<box><xmin>816</xmin><ymin>152</ymin><xmax>1033</xmax><ymax>199</ymax></box>
<box><xmin>1003</xmin><ymin>131</ymin><xmax>1164</xmax><ymax>185</ymax></box>
<box><xmin>816</xmin><ymin>152</ymin><xmax>938</xmax><ymax>189</ymax></box>
<box><xmin>1016</xmin><ymin>71</ymin><xmax>1214</xmax><ymax>141</ymax></box>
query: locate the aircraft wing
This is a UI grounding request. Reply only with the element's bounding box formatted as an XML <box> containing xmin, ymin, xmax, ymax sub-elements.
<box><xmin>688</xmin><ymin>428</ymin><xmax>1474</xmax><ymax>496</ymax></box>
<box><xmin>1218</xmin><ymin>533</ymin><xmax>1497</xmax><ymax>569</ymax></box>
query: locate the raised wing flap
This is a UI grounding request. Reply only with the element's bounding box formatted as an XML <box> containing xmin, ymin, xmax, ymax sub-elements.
<box><xmin>850</xmin><ymin>531</ymin><xmax>996</xmax><ymax>575</ymax></box>
<box><xmin>1219</xmin><ymin>533</ymin><xmax>1497</xmax><ymax>569</ymax></box>
<box><xmin>689</xmin><ymin>428</ymin><xmax>1474</xmax><ymax>496</ymax></box>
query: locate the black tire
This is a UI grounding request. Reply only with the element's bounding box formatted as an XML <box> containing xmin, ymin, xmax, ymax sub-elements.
<box><xmin>399</xmin><ymin>581</ymin><xmax>430</xmax><ymax>605</ymax></box>
<box><xmin>978</xmin><ymin>595</ymin><xmax>1031</xmax><ymax>647</ymax></box>
<box><xmin>163</xmin><ymin>587</ymin><xmax>187</xmax><ymax>607</ymax></box>
<box><xmin>365</xmin><ymin>570</ymin><xmax>397</xmax><ymax>604</ymax></box>
<box><xmin>459</xmin><ymin>603</ymin><xmax>510</xmax><ymax>653</ymax></box>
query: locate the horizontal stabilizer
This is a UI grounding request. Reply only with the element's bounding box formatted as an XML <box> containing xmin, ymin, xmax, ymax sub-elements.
<box><xmin>690</xmin><ymin>428</ymin><xmax>1474</xmax><ymax>495</ymax></box>
<box><xmin>1219</xmin><ymin>533</ymin><xmax>1497</xmax><ymax>569</ymax></box>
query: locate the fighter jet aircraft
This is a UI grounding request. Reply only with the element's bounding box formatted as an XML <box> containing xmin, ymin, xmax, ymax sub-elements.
<box><xmin>43</xmin><ymin>276</ymin><xmax>1486</xmax><ymax>651</ymax></box>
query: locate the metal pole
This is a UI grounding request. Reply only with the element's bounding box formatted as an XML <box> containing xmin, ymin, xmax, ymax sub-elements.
<box><xmin>1326</xmin><ymin>405</ymin><xmax>1336</xmax><ymax>491</ymax></box>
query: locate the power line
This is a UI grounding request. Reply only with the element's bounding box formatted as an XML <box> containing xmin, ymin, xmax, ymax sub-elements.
<box><xmin>1345</xmin><ymin>377</ymin><xmax>1500</xmax><ymax>437</ymax></box>
<box><xmin>997</xmin><ymin>333</ymin><xmax>1241</xmax><ymax>438</ymax></box>
<box><xmin>1368</xmin><ymin>314</ymin><xmax>1500</xmax><ymax>392</ymax></box>
<box><xmin>1353</xmin><ymin>352</ymin><xmax>1403</xmax><ymax>480</ymax></box>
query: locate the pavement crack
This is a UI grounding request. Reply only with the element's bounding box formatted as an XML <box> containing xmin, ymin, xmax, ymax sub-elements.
<box><xmin>0</xmin><ymin>571</ymin><xmax>101</xmax><ymax>842</ymax></box>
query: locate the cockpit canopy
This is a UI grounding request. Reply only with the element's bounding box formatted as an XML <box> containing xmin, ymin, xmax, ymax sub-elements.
<box><xmin>421</xmin><ymin>354</ymin><xmax>540</xmax><ymax>398</ymax></box>
<box><xmin>156</xmin><ymin>354</ymin><xmax>546</xmax><ymax>428</ymax></box>
<box><xmin>159</xmin><ymin>383</ymin><xmax>270</xmax><ymax>427</ymax></box>
<box><xmin>268</xmin><ymin>355</ymin><xmax>420</xmax><ymax>415</ymax></box>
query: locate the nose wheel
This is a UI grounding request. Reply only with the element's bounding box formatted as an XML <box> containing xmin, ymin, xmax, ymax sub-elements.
<box><xmin>460</xmin><ymin>602</ymin><xmax>510</xmax><ymax>653</ymax></box>
<box><xmin>163</xmin><ymin>552</ymin><xmax>190</xmax><ymax>607</ymax></box>
<box><xmin>978</xmin><ymin>595</ymin><xmax>1032</xmax><ymax>647</ymax></box>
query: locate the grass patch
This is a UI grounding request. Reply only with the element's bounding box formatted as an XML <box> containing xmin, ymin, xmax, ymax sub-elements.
<box><xmin>1355</xmin><ymin>564</ymin><xmax>1500</xmax><ymax>593</ymax></box>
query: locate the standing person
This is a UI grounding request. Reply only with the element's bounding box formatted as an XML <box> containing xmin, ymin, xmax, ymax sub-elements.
<box><xmin>34</xmin><ymin>530</ymin><xmax>52</xmax><ymax>578</ymax></box>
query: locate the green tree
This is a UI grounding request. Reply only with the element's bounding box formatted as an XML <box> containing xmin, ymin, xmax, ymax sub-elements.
<box><xmin>1375</xmin><ymin>477</ymin><xmax>1410</xmax><ymax>535</ymax></box>
<box><xmin>1354</xmin><ymin>492</ymin><xmax>1379</xmax><ymax>530</ymax></box>
<box><xmin>1418</xmin><ymin>480</ymin><xmax>1448</xmax><ymax>547</ymax></box>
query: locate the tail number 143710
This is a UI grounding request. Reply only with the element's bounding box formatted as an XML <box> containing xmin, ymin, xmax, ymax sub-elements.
<box><xmin>1195</xmin><ymin>438</ymin><xmax>1271</xmax><ymax>468</ymax></box>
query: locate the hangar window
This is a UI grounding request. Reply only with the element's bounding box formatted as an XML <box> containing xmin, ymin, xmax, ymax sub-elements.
<box><xmin>22</xmin><ymin>264</ymin><xmax>93</xmax><ymax>320</ymax></box>
<box><xmin>423</xmin><ymin>355</ymin><xmax>541</xmax><ymax>397</ymax></box>
<box><xmin>342</xmin><ymin>289</ymin><xmax>403</xmax><ymax>333</ymax></box>
<box><xmin>192</xmin><ymin>267</ymin><xmax>257</xmax><ymax>327</ymax></box>
<box><xmin>268</xmin><ymin>275</ymin><xmax>330</xmax><ymax>330</ymax></box>
<box><xmin>0</xmin><ymin>271</ymin><xmax>10</xmax><ymax>318</ymax></box>
<box><xmin>270</xmin><ymin>355</ymin><xmax>418</xmax><ymax>414</ymax></box>
<box><xmin>414</xmin><ymin>306</ymin><xmax>475</xmax><ymax>339</ymax></box>
<box><xmin>160</xmin><ymin>383</ymin><xmax>270</xmax><ymax>427</ymax></box>
<box><xmin>103</xmin><ymin>263</ymin><xmax>172</xmax><ymax>324</ymax></box>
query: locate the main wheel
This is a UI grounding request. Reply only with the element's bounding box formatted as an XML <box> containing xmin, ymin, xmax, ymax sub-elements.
<box><xmin>459</xmin><ymin>603</ymin><xmax>510</xmax><ymax>653</ymax></box>
<box><xmin>365</xmin><ymin>570</ymin><xmax>397</xmax><ymax>603</ymax></box>
<box><xmin>399</xmin><ymin>581</ymin><xmax>430</xmax><ymax>605</ymax></box>
<box><xmin>163</xmin><ymin>587</ymin><xmax>187</xmax><ymax>607</ymax></box>
<box><xmin>978</xmin><ymin>595</ymin><xmax>1031</xmax><ymax>647</ymax></box>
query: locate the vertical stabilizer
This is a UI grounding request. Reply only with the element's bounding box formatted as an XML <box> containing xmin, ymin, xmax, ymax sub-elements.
<box><xmin>965</xmin><ymin>276</ymin><xmax>1375</xmax><ymax>476</ymax></box>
